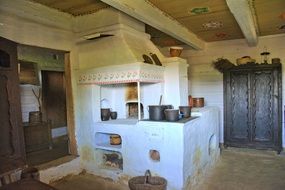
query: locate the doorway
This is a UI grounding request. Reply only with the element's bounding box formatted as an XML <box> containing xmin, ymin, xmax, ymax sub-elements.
<box><xmin>18</xmin><ymin>45</ymin><xmax>75</xmax><ymax>166</ymax></box>
<box><xmin>25</xmin><ymin>70</ymin><xmax>69</xmax><ymax>165</ymax></box>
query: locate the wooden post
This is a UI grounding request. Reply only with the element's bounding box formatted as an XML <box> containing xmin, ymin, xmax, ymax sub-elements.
<box><xmin>64</xmin><ymin>53</ymin><xmax>78</xmax><ymax>155</ymax></box>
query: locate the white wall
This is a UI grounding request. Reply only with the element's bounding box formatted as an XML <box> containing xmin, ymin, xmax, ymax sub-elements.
<box><xmin>181</xmin><ymin>34</ymin><xmax>285</xmax><ymax>147</ymax></box>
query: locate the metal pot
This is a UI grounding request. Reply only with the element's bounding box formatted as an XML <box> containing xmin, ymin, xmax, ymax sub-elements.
<box><xmin>110</xmin><ymin>111</ymin><xmax>117</xmax><ymax>120</ymax></box>
<box><xmin>164</xmin><ymin>109</ymin><xmax>179</xmax><ymax>122</ymax></box>
<box><xmin>179</xmin><ymin>106</ymin><xmax>191</xmax><ymax>118</ymax></box>
<box><xmin>101</xmin><ymin>108</ymin><xmax>110</xmax><ymax>121</ymax></box>
<box><xmin>148</xmin><ymin>105</ymin><xmax>170</xmax><ymax>121</ymax></box>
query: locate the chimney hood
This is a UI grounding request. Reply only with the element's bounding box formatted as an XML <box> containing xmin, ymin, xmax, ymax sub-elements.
<box><xmin>77</xmin><ymin>23</ymin><xmax>166</xmax><ymax>70</ymax></box>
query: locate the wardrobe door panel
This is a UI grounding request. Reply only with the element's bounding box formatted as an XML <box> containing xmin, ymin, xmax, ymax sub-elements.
<box><xmin>252</xmin><ymin>71</ymin><xmax>274</xmax><ymax>143</ymax></box>
<box><xmin>229</xmin><ymin>72</ymin><xmax>250</xmax><ymax>142</ymax></box>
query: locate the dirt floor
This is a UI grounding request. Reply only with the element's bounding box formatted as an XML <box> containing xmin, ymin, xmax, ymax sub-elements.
<box><xmin>51</xmin><ymin>173</ymin><xmax>129</xmax><ymax>190</ymax></box>
<box><xmin>51</xmin><ymin>148</ymin><xmax>285</xmax><ymax>190</ymax></box>
<box><xmin>194</xmin><ymin>148</ymin><xmax>285</xmax><ymax>190</ymax></box>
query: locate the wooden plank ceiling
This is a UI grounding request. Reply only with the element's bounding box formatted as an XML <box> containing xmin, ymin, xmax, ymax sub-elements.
<box><xmin>255</xmin><ymin>0</ymin><xmax>285</xmax><ymax>36</ymax></box>
<box><xmin>31</xmin><ymin>0</ymin><xmax>285</xmax><ymax>47</ymax></box>
<box><xmin>31</xmin><ymin>0</ymin><xmax>110</xmax><ymax>16</ymax></box>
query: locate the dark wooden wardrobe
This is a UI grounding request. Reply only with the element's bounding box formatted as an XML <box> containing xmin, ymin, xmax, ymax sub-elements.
<box><xmin>224</xmin><ymin>63</ymin><xmax>282</xmax><ymax>152</ymax></box>
<box><xmin>0</xmin><ymin>37</ymin><xmax>26</xmax><ymax>174</ymax></box>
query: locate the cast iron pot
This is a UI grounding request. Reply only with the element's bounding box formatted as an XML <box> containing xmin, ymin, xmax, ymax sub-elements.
<box><xmin>148</xmin><ymin>105</ymin><xmax>167</xmax><ymax>121</ymax></box>
<box><xmin>101</xmin><ymin>108</ymin><xmax>110</xmax><ymax>121</ymax></box>
<box><xmin>164</xmin><ymin>109</ymin><xmax>179</xmax><ymax>122</ymax></box>
<box><xmin>110</xmin><ymin>111</ymin><xmax>117</xmax><ymax>120</ymax></box>
<box><xmin>179</xmin><ymin>106</ymin><xmax>191</xmax><ymax>118</ymax></box>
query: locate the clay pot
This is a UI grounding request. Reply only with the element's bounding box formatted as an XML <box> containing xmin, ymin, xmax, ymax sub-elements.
<box><xmin>110</xmin><ymin>111</ymin><xmax>117</xmax><ymax>120</ymax></box>
<box><xmin>179</xmin><ymin>106</ymin><xmax>191</xmax><ymax>118</ymax></box>
<box><xmin>110</xmin><ymin>135</ymin><xmax>121</xmax><ymax>145</ymax></box>
<box><xmin>170</xmin><ymin>46</ymin><xmax>183</xmax><ymax>57</ymax></box>
<box><xmin>101</xmin><ymin>108</ymin><xmax>110</xmax><ymax>121</ymax></box>
<box><xmin>164</xmin><ymin>109</ymin><xmax>179</xmax><ymax>122</ymax></box>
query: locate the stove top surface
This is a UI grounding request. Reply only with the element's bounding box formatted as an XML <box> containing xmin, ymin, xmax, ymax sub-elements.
<box><xmin>141</xmin><ymin>116</ymin><xmax>199</xmax><ymax>123</ymax></box>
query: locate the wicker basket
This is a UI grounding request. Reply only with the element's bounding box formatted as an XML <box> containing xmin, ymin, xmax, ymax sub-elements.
<box><xmin>128</xmin><ymin>170</ymin><xmax>167</xmax><ymax>190</ymax></box>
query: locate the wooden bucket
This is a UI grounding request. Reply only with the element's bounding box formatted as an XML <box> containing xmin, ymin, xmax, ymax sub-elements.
<box><xmin>29</xmin><ymin>111</ymin><xmax>42</xmax><ymax>124</ymax></box>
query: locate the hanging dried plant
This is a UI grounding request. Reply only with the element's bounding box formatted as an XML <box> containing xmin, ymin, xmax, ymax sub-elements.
<box><xmin>212</xmin><ymin>58</ymin><xmax>235</xmax><ymax>73</ymax></box>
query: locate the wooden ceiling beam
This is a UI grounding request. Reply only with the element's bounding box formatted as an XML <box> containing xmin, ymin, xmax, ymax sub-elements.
<box><xmin>100</xmin><ymin>0</ymin><xmax>205</xmax><ymax>50</ymax></box>
<box><xmin>226</xmin><ymin>0</ymin><xmax>258</xmax><ymax>46</ymax></box>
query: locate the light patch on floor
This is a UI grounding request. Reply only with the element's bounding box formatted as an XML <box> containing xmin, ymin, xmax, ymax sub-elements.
<box><xmin>51</xmin><ymin>172</ymin><xmax>128</xmax><ymax>190</ymax></box>
<box><xmin>193</xmin><ymin>148</ymin><xmax>285</xmax><ymax>190</ymax></box>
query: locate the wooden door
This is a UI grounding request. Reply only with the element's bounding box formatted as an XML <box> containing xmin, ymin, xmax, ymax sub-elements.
<box><xmin>42</xmin><ymin>71</ymin><xmax>67</xmax><ymax>129</ymax></box>
<box><xmin>224</xmin><ymin>64</ymin><xmax>281</xmax><ymax>151</ymax></box>
<box><xmin>0</xmin><ymin>37</ymin><xmax>26</xmax><ymax>174</ymax></box>
<box><xmin>225</xmin><ymin>71</ymin><xmax>251</xmax><ymax>145</ymax></box>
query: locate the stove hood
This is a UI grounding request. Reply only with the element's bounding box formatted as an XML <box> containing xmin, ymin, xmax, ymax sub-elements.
<box><xmin>77</xmin><ymin>22</ymin><xmax>166</xmax><ymax>69</ymax></box>
<box><xmin>77</xmin><ymin>21</ymin><xmax>167</xmax><ymax>85</ymax></box>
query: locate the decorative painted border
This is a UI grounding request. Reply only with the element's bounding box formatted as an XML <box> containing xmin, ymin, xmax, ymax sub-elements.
<box><xmin>78</xmin><ymin>69</ymin><xmax>164</xmax><ymax>85</ymax></box>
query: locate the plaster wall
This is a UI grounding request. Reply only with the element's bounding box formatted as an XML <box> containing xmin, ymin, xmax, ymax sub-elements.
<box><xmin>180</xmin><ymin>35</ymin><xmax>285</xmax><ymax>146</ymax></box>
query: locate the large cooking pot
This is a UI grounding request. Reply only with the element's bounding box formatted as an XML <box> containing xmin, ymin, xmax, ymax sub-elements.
<box><xmin>164</xmin><ymin>109</ymin><xmax>179</xmax><ymax>122</ymax></box>
<box><xmin>148</xmin><ymin>105</ymin><xmax>172</xmax><ymax>121</ymax></box>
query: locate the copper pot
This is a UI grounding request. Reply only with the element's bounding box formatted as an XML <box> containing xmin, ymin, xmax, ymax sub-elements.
<box><xmin>188</xmin><ymin>95</ymin><xmax>193</xmax><ymax>108</ymax></box>
<box><xmin>192</xmin><ymin>98</ymin><xmax>204</xmax><ymax>108</ymax></box>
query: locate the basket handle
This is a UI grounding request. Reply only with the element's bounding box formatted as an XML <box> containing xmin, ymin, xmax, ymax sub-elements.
<box><xmin>144</xmin><ymin>170</ymin><xmax>151</xmax><ymax>184</ymax></box>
